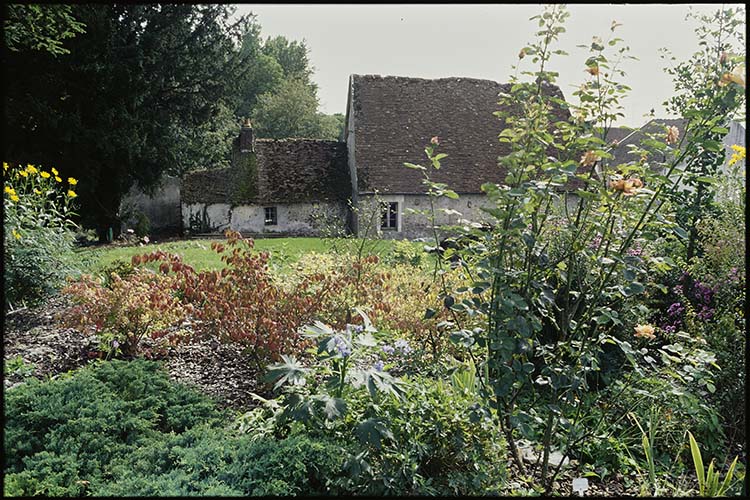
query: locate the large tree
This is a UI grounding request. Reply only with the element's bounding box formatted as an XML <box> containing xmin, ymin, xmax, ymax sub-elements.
<box><xmin>3</xmin><ymin>4</ymin><xmax>86</xmax><ymax>56</ymax></box>
<box><xmin>3</xmin><ymin>4</ymin><xmax>251</xmax><ymax>240</ymax></box>
<box><xmin>251</xmin><ymin>78</ymin><xmax>324</xmax><ymax>139</ymax></box>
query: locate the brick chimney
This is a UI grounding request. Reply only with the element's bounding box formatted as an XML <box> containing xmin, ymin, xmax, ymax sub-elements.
<box><xmin>239</xmin><ymin>118</ymin><xmax>254</xmax><ymax>153</ymax></box>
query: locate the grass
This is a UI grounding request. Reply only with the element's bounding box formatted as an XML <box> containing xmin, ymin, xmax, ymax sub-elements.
<box><xmin>75</xmin><ymin>237</ymin><xmax>421</xmax><ymax>275</ymax></box>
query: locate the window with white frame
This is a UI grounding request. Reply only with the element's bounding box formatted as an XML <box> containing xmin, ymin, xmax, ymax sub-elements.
<box><xmin>264</xmin><ymin>206</ymin><xmax>277</xmax><ymax>226</ymax></box>
<box><xmin>380</xmin><ymin>201</ymin><xmax>398</xmax><ymax>230</ymax></box>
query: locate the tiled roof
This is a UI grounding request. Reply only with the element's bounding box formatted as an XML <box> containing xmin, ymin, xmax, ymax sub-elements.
<box><xmin>255</xmin><ymin>139</ymin><xmax>349</xmax><ymax>204</ymax></box>
<box><xmin>607</xmin><ymin>118</ymin><xmax>688</xmax><ymax>169</ymax></box>
<box><xmin>181</xmin><ymin>139</ymin><xmax>349</xmax><ymax>205</ymax></box>
<box><xmin>348</xmin><ymin>74</ymin><xmax>570</xmax><ymax>194</ymax></box>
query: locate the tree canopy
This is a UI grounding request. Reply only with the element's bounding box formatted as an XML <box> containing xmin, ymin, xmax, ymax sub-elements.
<box><xmin>3</xmin><ymin>5</ymin><xmax>343</xmax><ymax>239</ymax></box>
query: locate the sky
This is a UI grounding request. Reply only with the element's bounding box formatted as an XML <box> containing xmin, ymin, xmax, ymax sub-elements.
<box><xmin>234</xmin><ymin>4</ymin><xmax>745</xmax><ymax>127</ymax></box>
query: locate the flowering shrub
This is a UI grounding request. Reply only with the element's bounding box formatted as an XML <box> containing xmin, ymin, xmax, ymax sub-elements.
<box><xmin>61</xmin><ymin>270</ymin><xmax>191</xmax><ymax>356</ymax></box>
<box><xmin>294</xmin><ymin>252</ymin><xmax>463</xmax><ymax>359</ymax></box>
<box><xmin>3</xmin><ymin>162</ymin><xmax>79</xmax><ymax>308</ymax></box>
<box><xmin>127</xmin><ymin>231</ymin><xmax>339</xmax><ymax>368</ymax></box>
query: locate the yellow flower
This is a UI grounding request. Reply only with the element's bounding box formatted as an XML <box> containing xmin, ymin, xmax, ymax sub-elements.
<box><xmin>3</xmin><ymin>162</ymin><xmax>8</xmax><ymax>172</ymax></box>
<box><xmin>34</xmin><ymin>189</ymin><xmax>42</xmax><ymax>195</ymax></box>
<box><xmin>585</xmin><ymin>65</ymin><xmax>600</xmax><ymax>76</ymax></box>
<box><xmin>611</xmin><ymin>176</ymin><xmax>643</xmax><ymax>196</ymax></box>
<box><xmin>4</xmin><ymin>186</ymin><xmax>14</xmax><ymax>195</ymax></box>
<box><xmin>40</xmin><ymin>171</ymin><xmax>51</xmax><ymax>178</ymax></box>
<box><xmin>26</xmin><ymin>164</ymin><xmax>38</xmax><ymax>174</ymax></box>
<box><xmin>10</xmin><ymin>194</ymin><xmax>20</xmax><ymax>202</ymax></box>
<box><xmin>67</xmin><ymin>190</ymin><xmax>77</xmax><ymax>198</ymax></box>
<box><xmin>728</xmin><ymin>144</ymin><xmax>745</xmax><ymax>166</ymax></box>
<box><xmin>19</xmin><ymin>170</ymin><xmax>28</xmax><ymax>178</ymax></box>
<box><xmin>719</xmin><ymin>64</ymin><xmax>746</xmax><ymax>88</ymax></box>
<box><xmin>634</xmin><ymin>324</ymin><xmax>656</xmax><ymax>340</ymax></box>
<box><xmin>665</xmin><ymin>125</ymin><xmax>679</xmax><ymax>145</ymax></box>
<box><xmin>55</xmin><ymin>176</ymin><xmax>62</xmax><ymax>182</ymax></box>
<box><xmin>68</xmin><ymin>177</ymin><xmax>78</xmax><ymax>185</ymax></box>
<box><xmin>51</xmin><ymin>167</ymin><xmax>59</xmax><ymax>176</ymax></box>
<box><xmin>622</xmin><ymin>178</ymin><xmax>643</xmax><ymax>196</ymax></box>
<box><xmin>580</xmin><ymin>150</ymin><xmax>600</xmax><ymax>167</ymax></box>
<box><xmin>12</xmin><ymin>229</ymin><xmax>21</xmax><ymax>240</ymax></box>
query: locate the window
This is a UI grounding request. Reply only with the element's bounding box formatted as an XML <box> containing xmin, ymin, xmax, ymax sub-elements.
<box><xmin>264</xmin><ymin>206</ymin><xmax>277</xmax><ymax>226</ymax></box>
<box><xmin>380</xmin><ymin>201</ymin><xmax>398</xmax><ymax>230</ymax></box>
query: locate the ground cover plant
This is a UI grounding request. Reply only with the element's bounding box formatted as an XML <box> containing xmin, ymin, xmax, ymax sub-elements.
<box><xmin>3</xmin><ymin>4</ymin><xmax>746</xmax><ymax>497</ymax></box>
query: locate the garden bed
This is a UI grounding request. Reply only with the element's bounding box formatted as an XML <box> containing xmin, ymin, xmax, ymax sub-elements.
<box><xmin>4</xmin><ymin>295</ymin><xmax>268</xmax><ymax>411</ymax></box>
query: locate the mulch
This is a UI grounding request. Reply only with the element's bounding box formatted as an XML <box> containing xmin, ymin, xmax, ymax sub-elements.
<box><xmin>3</xmin><ymin>294</ymin><xmax>269</xmax><ymax>412</ymax></box>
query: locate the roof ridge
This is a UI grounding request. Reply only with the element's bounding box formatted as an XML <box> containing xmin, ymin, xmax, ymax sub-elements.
<box><xmin>350</xmin><ymin>73</ymin><xmax>511</xmax><ymax>86</ymax></box>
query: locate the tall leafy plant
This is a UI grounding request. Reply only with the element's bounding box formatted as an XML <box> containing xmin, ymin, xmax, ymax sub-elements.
<box><xmin>406</xmin><ymin>5</ymin><xmax>744</xmax><ymax>492</ymax></box>
<box><xmin>660</xmin><ymin>6</ymin><xmax>746</xmax><ymax>260</ymax></box>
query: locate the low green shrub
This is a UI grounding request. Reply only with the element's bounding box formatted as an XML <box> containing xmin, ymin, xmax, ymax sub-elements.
<box><xmin>95</xmin><ymin>258</ymin><xmax>135</xmax><ymax>287</ymax></box>
<box><xmin>89</xmin><ymin>420</ymin><xmax>355</xmax><ymax>496</ymax></box>
<box><xmin>4</xmin><ymin>359</ymin><xmax>224</xmax><ymax>496</ymax></box>
<box><xmin>134</xmin><ymin>211</ymin><xmax>151</xmax><ymax>238</ymax></box>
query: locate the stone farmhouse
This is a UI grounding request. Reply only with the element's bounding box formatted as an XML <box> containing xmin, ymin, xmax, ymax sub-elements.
<box><xmin>121</xmin><ymin>74</ymin><xmax>744</xmax><ymax>240</ymax></box>
<box><xmin>167</xmin><ymin>74</ymin><xmax>568</xmax><ymax>240</ymax></box>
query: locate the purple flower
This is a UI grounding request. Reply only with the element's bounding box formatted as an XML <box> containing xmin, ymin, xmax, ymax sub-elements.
<box><xmin>333</xmin><ymin>336</ymin><xmax>351</xmax><ymax>357</ymax></box>
<box><xmin>697</xmin><ymin>306</ymin><xmax>714</xmax><ymax>321</ymax></box>
<box><xmin>394</xmin><ymin>339</ymin><xmax>413</xmax><ymax>355</ymax></box>
<box><xmin>112</xmin><ymin>340</ymin><xmax>120</xmax><ymax>349</ymax></box>
<box><xmin>346</xmin><ymin>324</ymin><xmax>364</xmax><ymax>334</ymax></box>
<box><xmin>588</xmin><ymin>235</ymin><xmax>603</xmax><ymax>251</ymax></box>
<box><xmin>373</xmin><ymin>360</ymin><xmax>384</xmax><ymax>372</ymax></box>
<box><xmin>382</xmin><ymin>344</ymin><xmax>395</xmax><ymax>355</ymax></box>
<box><xmin>667</xmin><ymin>302</ymin><xmax>684</xmax><ymax>317</ymax></box>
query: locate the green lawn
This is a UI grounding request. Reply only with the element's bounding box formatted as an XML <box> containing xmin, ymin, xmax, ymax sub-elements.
<box><xmin>75</xmin><ymin>237</ymin><xmax>418</xmax><ymax>274</ymax></box>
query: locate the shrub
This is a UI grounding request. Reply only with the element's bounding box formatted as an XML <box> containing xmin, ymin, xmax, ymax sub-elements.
<box><xmin>362</xmin><ymin>378</ymin><xmax>508</xmax><ymax>496</ymax></box>
<box><xmin>96</xmin><ymin>258</ymin><xmax>135</xmax><ymax>287</ymax></box>
<box><xmin>134</xmin><ymin>210</ymin><xmax>151</xmax><ymax>237</ymax></box>
<box><xmin>386</xmin><ymin>239</ymin><xmax>423</xmax><ymax>266</ymax></box>
<box><xmin>97</xmin><ymin>423</ymin><xmax>354</xmax><ymax>496</ymax></box>
<box><xmin>294</xmin><ymin>251</ymin><xmax>463</xmax><ymax>360</ymax></box>
<box><xmin>61</xmin><ymin>269</ymin><xmax>192</xmax><ymax>356</ymax></box>
<box><xmin>609</xmin><ymin>373</ymin><xmax>724</xmax><ymax>464</ymax></box>
<box><xmin>3</xmin><ymin>162</ymin><xmax>79</xmax><ymax>309</ymax></box>
<box><xmin>130</xmin><ymin>231</ymin><xmax>337</xmax><ymax>368</ymax></box>
<box><xmin>4</xmin><ymin>360</ymin><xmax>224</xmax><ymax>496</ymax></box>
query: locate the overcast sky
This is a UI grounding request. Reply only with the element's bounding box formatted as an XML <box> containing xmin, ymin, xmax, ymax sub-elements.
<box><xmin>234</xmin><ymin>4</ymin><xmax>744</xmax><ymax>127</ymax></box>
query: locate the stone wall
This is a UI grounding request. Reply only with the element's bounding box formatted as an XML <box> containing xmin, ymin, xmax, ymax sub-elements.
<box><xmin>120</xmin><ymin>176</ymin><xmax>181</xmax><ymax>234</ymax></box>
<box><xmin>356</xmin><ymin>193</ymin><xmax>495</xmax><ymax>240</ymax></box>
<box><xmin>182</xmin><ymin>201</ymin><xmax>347</xmax><ymax>236</ymax></box>
<box><xmin>356</xmin><ymin>193</ymin><xmax>581</xmax><ymax>240</ymax></box>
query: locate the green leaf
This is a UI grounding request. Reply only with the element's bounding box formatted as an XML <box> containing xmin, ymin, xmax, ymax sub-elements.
<box><xmin>719</xmin><ymin>456</ymin><xmax>738</xmax><ymax>495</ymax></box>
<box><xmin>353</xmin><ymin>331</ymin><xmax>377</xmax><ymax>347</ymax></box>
<box><xmin>322</xmin><ymin>396</ymin><xmax>347</xmax><ymax>420</ymax></box>
<box><xmin>688</xmin><ymin>431</ymin><xmax>705</xmax><ymax>493</ymax></box>
<box><xmin>694</xmin><ymin>176</ymin><xmax>717</xmax><ymax>185</ymax></box>
<box><xmin>356</xmin><ymin>418</ymin><xmax>393</xmax><ymax>449</ymax></box>
<box><xmin>403</xmin><ymin>162</ymin><xmax>426</xmax><ymax>171</ymax></box>
<box><xmin>622</xmin><ymin>281</ymin><xmax>645</xmax><ymax>297</ymax></box>
<box><xmin>449</xmin><ymin>329</ymin><xmax>475</xmax><ymax>348</ymax></box>
<box><xmin>265</xmin><ymin>354</ymin><xmax>310</xmax><ymax>390</ymax></box>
